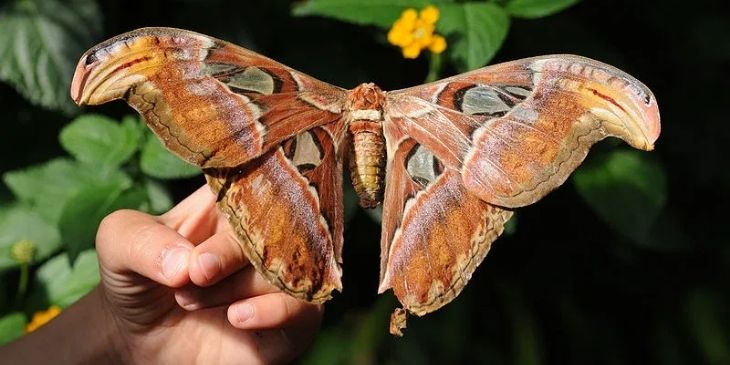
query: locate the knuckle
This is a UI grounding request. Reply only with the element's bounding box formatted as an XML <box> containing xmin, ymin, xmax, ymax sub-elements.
<box><xmin>126</xmin><ymin>223</ymin><xmax>157</xmax><ymax>259</ymax></box>
<box><xmin>96</xmin><ymin>209</ymin><xmax>138</xmax><ymax>249</ymax></box>
<box><xmin>229</xmin><ymin>235</ymin><xmax>248</xmax><ymax>264</ymax></box>
<box><xmin>97</xmin><ymin>209</ymin><xmax>133</xmax><ymax>236</ymax></box>
<box><xmin>278</xmin><ymin>295</ymin><xmax>296</xmax><ymax>322</ymax></box>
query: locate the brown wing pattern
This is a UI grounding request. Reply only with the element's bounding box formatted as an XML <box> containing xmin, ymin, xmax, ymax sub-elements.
<box><xmin>71</xmin><ymin>28</ymin><xmax>348</xmax><ymax>303</ymax></box>
<box><xmin>380</xmin><ymin>55</ymin><xmax>660</xmax><ymax>334</ymax></box>
<box><xmin>73</xmin><ymin>29</ymin><xmax>663</xmax><ymax>336</ymax></box>
<box><xmin>71</xmin><ymin>27</ymin><xmax>345</xmax><ymax>169</ymax></box>
<box><xmin>379</xmin><ymin>122</ymin><xmax>512</xmax><ymax>335</ymax></box>
<box><xmin>206</xmin><ymin>121</ymin><xmax>346</xmax><ymax>303</ymax></box>
<box><xmin>387</xmin><ymin>55</ymin><xmax>661</xmax><ymax>208</ymax></box>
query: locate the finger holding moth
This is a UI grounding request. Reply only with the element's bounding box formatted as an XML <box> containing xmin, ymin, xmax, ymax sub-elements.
<box><xmin>188</xmin><ymin>230</ymin><xmax>251</xmax><ymax>286</ymax></box>
<box><xmin>227</xmin><ymin>292</ymin><xmax>323</xmax><ymax>331</ymax></box>
<box><xmin>175</xmin><ymin>266</ymin><xmax>280</xmax><ymax>310</ymax></box>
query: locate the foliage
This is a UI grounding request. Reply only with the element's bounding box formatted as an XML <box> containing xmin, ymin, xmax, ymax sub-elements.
<box><xmin>505</xmin><ymin>0</ymin><xmax>579</xmax><ymax>18</ymax></box>
<box><xmin>0</xmin><ymin>313</ymin><xmax>25</xmax><ymax>346</ymax></box>
<box><xmin>574</xmin><ymin>149</ymin><xmax>666</xmax><ymax>244</ymax></box>
<box><xmin>438</xmin><ymin>2</ymin><xmax>509</xmax><ymax>71</ymax></box>
<box><xmin>0</xmin><ymin>0</ymin><xmax>102</xmax><ymax>114</ymax></box>
<box><xmin>0</xmin><ymin>206</ymin><xmax>60</xmax><ymax>270</ymax></box>
<box><xmin>0</xmin><ymin>0</ymin><xmax>727</xmax><ymax>364</ymax></box>
<box><xmin>140</xmin><ymin>135</ymin><xmax>201</xmax><ymax>179</ymax></box>
<box><xmin>0</xmin><ymin>110</ymin><xmax>199</xmax><ymax>342</ymax></box>
<box><xmin>26</xmin><ymin>250</ymin><xmax>100</xmax><ymax>309</ymax></box>
<box><xmin>295</xmin><ymin>0</ymin><xmax>574</xmax><ymax>71</ymax></box>
<box><xmin>293</xmin><ymin>0</ymin><xmax>433</xmax><ymax>28</ymax></box>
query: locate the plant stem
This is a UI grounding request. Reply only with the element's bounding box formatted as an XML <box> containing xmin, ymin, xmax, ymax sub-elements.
<box><xmin>425</xmin><ymin>53</ymin><xmax>442</xmax><ymax>83</ymax></box>
<box><xmin>15</xmin><ymin>262</ymin><xmax>29</xmax><ymax>305</ymax></box>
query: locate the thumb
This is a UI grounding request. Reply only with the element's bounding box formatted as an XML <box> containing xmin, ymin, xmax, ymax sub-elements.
<box><xmin>96</xmin><ymin>209</ymin><xmax>193</xmax><ymax>288</ymax></box>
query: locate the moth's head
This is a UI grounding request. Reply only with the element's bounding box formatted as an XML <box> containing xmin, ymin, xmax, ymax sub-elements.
<box><xmin>533</xmin><ymin>55</ymin><xmax>661</xmax><ymax>151</ymax></box>
<box><xmin>346</xmin><ymin>83</ymin><xmax>386</xmax><ymax>112</ymax></box>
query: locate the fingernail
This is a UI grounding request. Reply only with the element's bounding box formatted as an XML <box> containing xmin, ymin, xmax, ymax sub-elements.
<box><xmin>162</xmin><ymin>247</ymin><xmax>189</xmax><ymax>279</ymax></box>
<box><xmin>175</xmin><ymin>288</ymin><xmax>201</xmax><ymax>311</ymax></box>
<box><xmin>197</xmin><ymin>252</ymin><xmax>221</xmax><ymax>281</ymax></box>
<box><xmin>234</xmin><ymin>303</ymin><xmax>254</xmax><ymax>325</ymax></box>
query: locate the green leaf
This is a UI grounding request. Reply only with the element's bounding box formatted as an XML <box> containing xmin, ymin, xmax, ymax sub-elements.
<box><xmin>504</xmin><ymin>212</ymin><xmax>518</xmax><ymax>236</ymax></box>
<box><xmin>140</xmin><ymin>135</ymin><xmax>201</xmax><ymax>179</ymax></box>
<box><xmin>686</xmin><ymin>289</ymin><xmax>730</xmax><ymax>365</ymax></box>
<box><xmin>293</xmin><ymin>0</ymin><xmax>430</xmax><ymax>28</ymax></box>
<box><xmin>3</xmin><ymin>158</ymin><xmax>131</xmax><ymax>222</ymax></box>
<box><xmin>497</xmin><ymin>281</ymin><xmax>545</xmax><ymax>365</ymax></box>
<box><xmin>0</xmin><ymin>205</ymin><xmax>61</xmax><ymax>271</ymax></box>
<box><xmin>144</xmin><ymin>179</ymin><xmax>174</xmax><ymax>214</ymax></box>
<box><xmin>121</xmin><ymin>114</ymin><xmax>148</xmax><ymax>139</ymax></box>
<box><xmin>439</xmin><ymin>3</ymin><xmax>510</xmax><ymax>71</ymax></box>
<box><xmin>0</xmin><ymin>0</ymin><xmax>102</xmax><ymax>113</ymax></box>
<box><xmin>505</xmin><ymin>0</ymin><xmax>579</xmax><ymax>19</ymax></box>
<box><xmin>299</xmin><ymin>327</ymin><xmax>350</xmax><ymax>365</ymax></box>
<box><xmin>0</xmin><ymin>312</ymin><xmax>26</xmax><ymax>346</ymax></box>
<box><xmin>58</xmin><ymin>183</ymin><xmax>125</xmax><ymax>259</ymax></box>
<box><xmin>0</xmin><ymin>277</ymin><xmax>8</xmax><ymax>310</ymax></box>
<box><xmin>573</xmin><ymin>150</ymin><xmax>666</xmax><ymax>244</ymax></box>
<box><xmin>349</xmin><ymin>295</ymin><xmax>394</xmax><ymax>361</ymax></box>
<box><xmin>29</xmin><ymin>250</ymin><xmax>99</xmax><ymax>309</ymax></box>
<box><xmin>59</xmin><ymin>114</ymin><xmax>142</xmax><ymax>168</ymax></box>
<box><xmin>59</xmin><ymin>183</ymin><xmax>146</xmax><ymax>260</ymax></box>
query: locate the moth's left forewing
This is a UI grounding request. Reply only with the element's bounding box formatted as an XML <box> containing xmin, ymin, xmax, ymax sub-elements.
<box><xmin>387</xmin><ymin>55</ymin><xmax>660</xmax><ymax>208</ymax></box>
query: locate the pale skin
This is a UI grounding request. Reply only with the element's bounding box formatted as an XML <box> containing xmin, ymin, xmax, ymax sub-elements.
<box><xmin>0</xmin><ymin>186</ymin><xmax>323</xmax><ymax>364</ymax></box>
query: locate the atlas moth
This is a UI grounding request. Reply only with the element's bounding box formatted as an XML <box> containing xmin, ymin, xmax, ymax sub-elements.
<box><xmin>71</xmin><ymin>28</ymin><xmax>660</xmax><ymax>336</ymax></box>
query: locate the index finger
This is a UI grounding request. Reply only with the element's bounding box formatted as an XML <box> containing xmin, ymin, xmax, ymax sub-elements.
<box><xmin>159</xmin><ymin>184</ymin><xmax>224</xmax><ymax>244</ymax></box>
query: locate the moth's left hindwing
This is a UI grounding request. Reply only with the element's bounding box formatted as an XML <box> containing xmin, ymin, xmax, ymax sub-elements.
<box><xmin>206</xmin><ymin>122</ymin><xmax>346</xmax><ymax>302</ymax></box>
<box><xmin>72</xmin><ymin>27</ymin><xmax>348</xmax><ymax>301</ymax></box>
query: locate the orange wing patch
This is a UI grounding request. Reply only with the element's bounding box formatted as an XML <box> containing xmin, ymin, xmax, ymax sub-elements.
<box><xmin>207</xmin><ymin>145</ymin><xmax>342</xmax><ymax>303</ymax></box>
<box><xmin>72</xmin><ymin>27</ymin><xmax>344</xmax><ymax>169</ymax></box>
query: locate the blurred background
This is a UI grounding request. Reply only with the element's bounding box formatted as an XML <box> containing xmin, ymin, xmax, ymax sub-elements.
<box><xmin>0</xmin><ymin>0</ymin><xmax>728</xmax><ymax>364</ymax></box>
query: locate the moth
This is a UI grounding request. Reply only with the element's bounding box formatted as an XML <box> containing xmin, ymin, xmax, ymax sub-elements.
<box><xmin>71</xmin><ymin>28</ymin><xmax>660</xmax><ymax>335</ymax></box>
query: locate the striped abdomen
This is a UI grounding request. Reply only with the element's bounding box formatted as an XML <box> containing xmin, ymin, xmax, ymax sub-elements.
<box><xmin>348</xmin><ymin>120</ymin><xmax>386</xmax><ymax>208</ymax></box>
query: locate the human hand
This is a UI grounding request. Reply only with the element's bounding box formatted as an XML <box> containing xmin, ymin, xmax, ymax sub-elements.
<box><xmin>96</xmin><ymin>185</ymin><xmax>323</xmax><ymax>364</ymax></box>
<box><xmin>0</xmin><ymin>185</ymin><xmax>323</xmax><ymax>365</ymax></box>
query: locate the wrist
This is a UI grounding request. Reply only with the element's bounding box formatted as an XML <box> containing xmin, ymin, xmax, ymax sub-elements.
<box><xmin>93</xmin><ymin>285</ymin><xmax>129</xmax><ymax>365</ymax></box>
<box><xmin>53</xmin><ymin>285</ymin><xmax>125</xmax><ymax>364</ymax></box>
<box><xmin>0</xmin><ymin>285</ymin><xmax>125</xmax><ymax>364</ymax></box>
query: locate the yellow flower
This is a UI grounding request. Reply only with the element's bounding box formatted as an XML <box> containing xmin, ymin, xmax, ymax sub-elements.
<box><xmin>387</xmin><ymin>5</ymin><xmax>447</xmax><ymax>59</ymax></box>
<box><xmin>25</xmin><ymin>305</ymin><xmax>61</xmax><ymax>333</ymax></box>
<box><xmin>401</xmin><ymin>8</ymin><xmax>418</xmax><ymax>25</ymax></box>
<box><xmin>420</xmin><ymin>5</ymin><xmax>440</xmax><ymax>24</ymax></box>
<box><xmin>429</xmin><ymin>35</ymin><xmax>447</xmax><ymax>54</ymax></box>
<box><xmin>402</xmin><ymin>43</ymin><xmax>422</xmax><ymax>59</ymax></box>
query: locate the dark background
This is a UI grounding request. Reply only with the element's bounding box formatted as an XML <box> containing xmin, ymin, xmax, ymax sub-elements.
<box><xmin>1</xmin><ymin>0</ymin><xmax>728</xmax><ymax>364</ymax></box>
